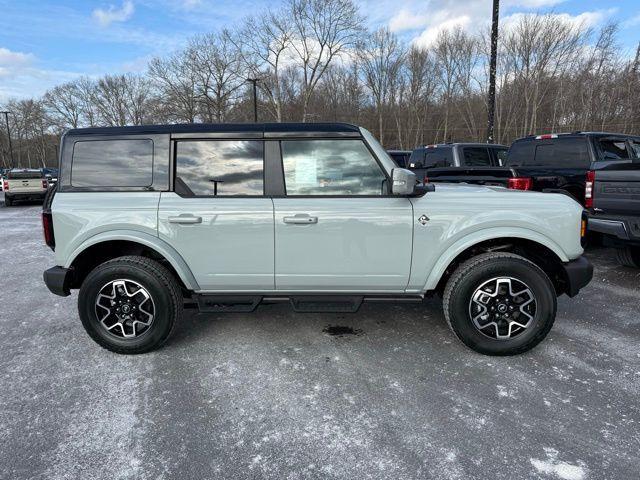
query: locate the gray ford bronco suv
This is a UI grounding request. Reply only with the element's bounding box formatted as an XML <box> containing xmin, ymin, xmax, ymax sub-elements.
<box><xmin>42</xmin><ymin>123</ymin><xmax>592</xmax><ymax>355</ymax></box>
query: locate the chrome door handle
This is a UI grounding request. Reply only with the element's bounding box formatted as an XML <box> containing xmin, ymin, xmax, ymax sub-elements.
<box><xmin>283</xmin><ymin>215</ymin><xmax>318</xmax><ymax>225</ymax></box>
<box><xmin>168</xmin><ymin>215</ymin><xmax>202</xmax><ymax>224</ymax></box>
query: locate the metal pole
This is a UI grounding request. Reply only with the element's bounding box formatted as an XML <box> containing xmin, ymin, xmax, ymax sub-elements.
<box><xmin>487</xmin><ymin>0</ymin><xmax>500</xmax><ymax>144</ymax></box>
<box><xmin>247</xmin><ymin>78</ymin><xmax>260</xmax><ymax>123</ymax></box>
<box><xmin>0</xmin><ymin>111</ymin><xmax>14</xmax><ymax>167</ymax></box>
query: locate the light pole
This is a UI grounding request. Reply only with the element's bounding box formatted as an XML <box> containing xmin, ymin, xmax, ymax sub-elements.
<box><xmin>246</xmin><ymin>78</ymin><xmax>261</xmax><ymax>123</ymax></box>
<box><xmin>487</xmin><ymin>0</ymin><xmax>499</xmax><ymax>144</ymax></box>
<box><xmin>0</xmin><ymin>111</ymin><xmax>14</xmax><ymax>168</ymax></box>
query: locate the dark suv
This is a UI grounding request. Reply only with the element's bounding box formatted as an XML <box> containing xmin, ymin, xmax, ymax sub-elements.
<box><xmin>407</xmin><ymin>143</ymin><xmax>507</xmax><ymax>180</ymax></box>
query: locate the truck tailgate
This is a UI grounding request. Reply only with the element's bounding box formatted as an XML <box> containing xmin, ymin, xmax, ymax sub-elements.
<box><xmin>594</xmin><ymin>167</ymin><xmax>640</xmax><ymax>216</ymax></box>
<box><xmin>6</xmin><ymin>178</ymin><xmax>45</xmax><ymax>193</ymax></box>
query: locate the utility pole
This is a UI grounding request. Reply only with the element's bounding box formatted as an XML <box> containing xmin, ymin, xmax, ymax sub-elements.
<box><xmin>0</xmin><ymin>111</ymin><xmax>14</xmax><ymax>168</ymax></box>
<box><xmin>246</xmin><ymin>78</ymin><xmax>261</xmax><ymax>123</ymax></box>
<box><xmin>486</xmin><ymin>0</ymin><xmax>500</xmax><ymax>144</ymax></box>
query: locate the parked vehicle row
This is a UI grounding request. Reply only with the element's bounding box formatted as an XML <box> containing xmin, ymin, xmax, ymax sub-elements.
<box><xmin>422</xmin><ymin>132</ymin><xmax>640</xmax><ymax>204</ymax></box>
<box><xmin>42</xmin><ymin>122</ymin><xmax>591</xmax><ymax>356</ymax></box>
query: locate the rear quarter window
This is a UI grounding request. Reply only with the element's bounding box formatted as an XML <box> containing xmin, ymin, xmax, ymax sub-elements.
<box><xmin>531</xmin><ymin>138</ymin><xmax>589</xmax><ymax>168</ymax></box>
<box><xmin>71</xmin><ymin>139</ymin><xmax>154</xmax><ymax>187</ymax></box>
<box><xmin>509</xmin><ymin>138</ymin><xmax>589</xmax><ymax>168</ymax></box>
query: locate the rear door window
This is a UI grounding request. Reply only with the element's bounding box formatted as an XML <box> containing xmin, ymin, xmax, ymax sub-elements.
<box><xmin>175</xmin><ymin>140</ymin><xmax>264</xmax><ymax>196</ymax></box>
<box><xmin>598</xmin><ymin>138</ymin><xmax>630</xmax><ymax>160</ymax></box>
<box><xmin>462</xmin><ymin>147</ymin><xmax>491</xmax><ymax>166</ymax></box>
<box><xmin>71</xmin><ymin>139</ymin><xmax>153</xmax><ymax>187</ymax></box>
<box><xmin>529</xmin><ymin>138</ymin><xmax>589</xmax><ymax>168</ymax></box>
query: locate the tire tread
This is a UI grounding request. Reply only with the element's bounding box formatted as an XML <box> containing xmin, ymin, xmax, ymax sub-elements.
<box><xmin>79</xmin><ymin>255</ymin><xmax>182</xmax><ymax>354</ymax></box>
<box><xmin>442</xmin><ymin>252</ymin><xmax>556</xmax><ymax>356</ymax></box>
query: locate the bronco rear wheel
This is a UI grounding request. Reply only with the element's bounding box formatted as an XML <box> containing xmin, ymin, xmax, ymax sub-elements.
<box><xmin>443</xmin><ymin>252</ymin><xmax>557</xmax><ymax>356</ymax></box>
<box><xmin>78</xmin><ymin>255</ymin><xmax>182</xmax><ymax>354</ymax></box>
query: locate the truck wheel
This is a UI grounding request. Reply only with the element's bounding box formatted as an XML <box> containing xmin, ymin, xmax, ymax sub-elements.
<box><xmin>616</xmin><ymin>247</ymin><xmax>640</xmax><ymax>268</ymax></box>
<box><xmin>4</xmin><ymin>196</ymin><xmax>12</xmax><ymax>206</ymax></box>
<box><xmin>78</xmin><ymin>255</ymin><xmax>183</xmax><ymax>354</ymax></box>
<box><xmin>442</xmin><ymin>252</ymin><xmax>557</xmax><ymax>356</ymax></box>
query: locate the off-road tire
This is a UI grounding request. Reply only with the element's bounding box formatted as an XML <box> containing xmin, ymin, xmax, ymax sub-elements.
<box><xmin>442</xmin><ymin>252</ymin><xmax>557</xmax><ymax>356</ymax></box>
<box><xmin>616</xmin><ymin>246</ymin><xmax>640</xmax><ymax>268</ymax></box>
<box><xmin>78</xmin><ymin>255</ymin><xmax>182</xmax><ymax>354</ymax></box>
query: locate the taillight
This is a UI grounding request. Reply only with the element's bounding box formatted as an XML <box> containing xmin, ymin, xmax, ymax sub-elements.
<box><xmin>507</xmin><ymin>177</ymin><xmax>532</xmax><ymax>190</ymax></box>
<box><xmin>3</xmin><ymin>180</ymin><xmax>8</xmax><ymax>191</ymax></box>
<box><xmin>42</xmin><ymin>211</ymin><xmax>55</xmax><ymax>249</ymax></box>
<box><xmin>42</xmin><ymin>179</ymin><xmax>48</xmax><ymax>189</ymax></box>
<box><xmin>585</xmin><ymin>170</ymin><xmax>595</xmax><ymax>208</ymax></box>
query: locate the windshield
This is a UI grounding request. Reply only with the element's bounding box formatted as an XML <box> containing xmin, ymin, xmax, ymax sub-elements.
<box><xmin>359</xmin><ymin>127</ymin><xmax>396</xmax><ymax>173</ymax></box>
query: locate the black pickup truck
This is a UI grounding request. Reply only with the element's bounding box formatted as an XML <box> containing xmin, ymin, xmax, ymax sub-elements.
<box><xmin>426</xmin><ymin>132</ymin><xmax>640</xmax><ymax>205</ymax></box>
<box><xmin>587</xmin><ymin>164</ymin><xmax>640</xmax><ymax>267</ymax></box>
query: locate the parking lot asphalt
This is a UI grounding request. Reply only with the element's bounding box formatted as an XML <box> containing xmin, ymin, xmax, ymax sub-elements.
<box><xmin>0</xmin><ymin>194</ymin><xmax>639</xmax><ymax>480</ymax></box>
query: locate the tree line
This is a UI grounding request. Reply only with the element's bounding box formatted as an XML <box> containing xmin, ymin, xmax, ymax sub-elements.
<box><xmin>1</xmin><ymin>0</ymin><xmax>639</xmax><ymax>168</ymax></box>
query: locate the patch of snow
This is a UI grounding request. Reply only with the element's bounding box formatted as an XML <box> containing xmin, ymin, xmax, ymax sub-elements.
<box><xmin>530</xmin><ymin>448</ymin><xmax>587</xmax><ymax>480</ymax></box>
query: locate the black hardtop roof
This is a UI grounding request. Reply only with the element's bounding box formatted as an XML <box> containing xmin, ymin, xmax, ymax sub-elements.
<box><xmin>65</xmin><ymin>122</ymin><xmax>361</xmax><ymax>136</ymax></box>
<box><xmin>515</xmin><ymin>132</ymin><xmax>640</xmax><ymax>142</ymax></box>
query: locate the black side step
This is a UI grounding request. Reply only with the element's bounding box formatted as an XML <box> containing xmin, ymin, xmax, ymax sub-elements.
<box><xmin>290</xmin><ymin>295</ymin><xmax>363</xmax><ymax>313</ymax></box>
<box><xmin>196</xmin><ymin>295</ymin><xmax>262</xmax><ymax>313</ymax></box>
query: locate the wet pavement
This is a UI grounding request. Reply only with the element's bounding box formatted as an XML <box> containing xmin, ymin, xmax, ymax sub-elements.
<box><xmin>1</xmin><ymin>197</ymin><xmax>638</xmax><ymax>480</ymax></box>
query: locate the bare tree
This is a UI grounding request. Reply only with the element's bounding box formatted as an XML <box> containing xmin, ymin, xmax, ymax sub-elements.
<box><xmin>43</xmin><ymin>80</ymin><xmax>84</xmax><ymax>130</ymax></box>
<box><xmin>3</xmin><ymin>99</ymin><xmax>53</xmax><ymax>168</ymax></box>
<box><xmin>191</xmin><ymin>33</ymin><xmax>245</xmax><ymax>122</ymax></box>
<box><xmin>90</xmin><ymin>74</ymin><xmax>152</xmax><ymax>126</ymax></box>
<box><xmin>433</xmin><ymin>29</ymin><xmax>460</xmax><ymax>142</ymax></box>
<box><xmin>358</xmin><ymin>27</ymin><xmax>404</xmax><ymax>144</ymax></box>
<box><xmin>501</xmin><ymin>14</ymin><xmax>587</xmax><ymax>136</ymax></box>
<box><xmin>148</xmin><ymin>49</ymin><xmax>200</xmax><ymax>123</ymax></box>
<box><xmin>287</xmin><ymin>0</ymin><xmax>364</xmax><ymax>121</ymax></box>
<box><xmin>400</xmin><ymin>46</ymin><xmax>437</xmax><ymax>148</ymax></box>
<box><xmin>7</xmin><ymin>12</ymin><xmax>640</xmax><ymax>159</ymax></box>
<box><xmin>232</xmin><ymin>8</ymin><xmax>295</xmax><ymax>121</ymax></box>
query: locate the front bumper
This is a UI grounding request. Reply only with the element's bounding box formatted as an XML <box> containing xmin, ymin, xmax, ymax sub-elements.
<box><xmin>43</xmin><ymin>266</ymin><xmax>73</xmax><ymax>297</ymax></box>
<box><xmin>561</xmin><ymin>256</ymin><xmax>593</xmax><ymax>297</ymax></box>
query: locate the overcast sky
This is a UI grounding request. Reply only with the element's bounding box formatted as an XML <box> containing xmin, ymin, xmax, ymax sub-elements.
<box><xmin>1</xmin><ymin>0</ymin><xmax>639</xmax><ymax>101</ymax></box>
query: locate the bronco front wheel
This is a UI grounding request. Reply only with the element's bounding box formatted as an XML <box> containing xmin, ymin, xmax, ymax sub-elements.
<box><xmin>443</xmin><ymin>252</ymin><xmax>557</xmax><ymax>356</ymax></box>
<box><xmin>78</xmin><ymin>255</ymin><xmax>182</xmax><ymax>354</ymax></box>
